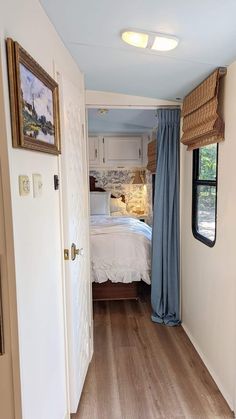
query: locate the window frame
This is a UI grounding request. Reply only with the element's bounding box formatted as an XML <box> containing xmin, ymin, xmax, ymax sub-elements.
<box><xmin>192</xmin><ymin>144</ymin><xmax>218</xmax><ymax>247</ymax></box>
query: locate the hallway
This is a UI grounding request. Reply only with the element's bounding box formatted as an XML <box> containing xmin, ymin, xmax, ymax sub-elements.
<box><xmin>72</xmin><ymin>298</ymin><xmax>233</xmax><ymax>419</ymax></box>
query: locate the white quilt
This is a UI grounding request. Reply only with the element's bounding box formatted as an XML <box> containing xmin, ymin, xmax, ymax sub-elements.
<box><xmin>90</xmin><ymin>216</ymin><xmax>152</xmax><ymax>284</ymax></box>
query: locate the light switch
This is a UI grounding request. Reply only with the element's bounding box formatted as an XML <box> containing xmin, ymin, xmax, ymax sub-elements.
<box><xmin>19</xmin><ymin>175</ymin><xmax>30</xmax><ymax>196</ymax></box>
<box><xmin>33</xmin><ymin>174</ymin><xmax>43</xmax><ymax>198</ymax></box>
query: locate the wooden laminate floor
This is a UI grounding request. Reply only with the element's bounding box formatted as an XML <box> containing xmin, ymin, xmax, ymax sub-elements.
<box><xmin>72</xmin><ymin>298</ymin><xmax>234</xmax><ymax>419</ymax></box>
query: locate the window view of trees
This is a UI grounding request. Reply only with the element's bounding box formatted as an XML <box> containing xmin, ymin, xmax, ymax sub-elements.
<box><xmin>199</xmin><ymin>144</ymin><xmax>217</xmax><ymax>180</ymax></box>
<box><xmin>197</xmin><ymin>185</ymin><xmax>216</xmax><ymax>241</ymax></box>
<box><xmin>192</xmin><ymin>144</ymin><xmax>218</xmax><ymax>246</ymax></box>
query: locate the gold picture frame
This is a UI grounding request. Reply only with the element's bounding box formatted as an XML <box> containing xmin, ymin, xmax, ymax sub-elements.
<box><xmin>6</xmin><ymin>38</ymin><xmax>61</xmax><ymax>155</ymax></box>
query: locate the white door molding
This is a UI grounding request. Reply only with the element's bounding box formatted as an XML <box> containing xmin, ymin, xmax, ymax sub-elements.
<box><xmin>0</xmin><ymin>49</ymin><xmax>22</xmax><ymax>419</ymax></box>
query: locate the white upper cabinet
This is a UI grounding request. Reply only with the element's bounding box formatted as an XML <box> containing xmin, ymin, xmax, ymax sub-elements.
<box><xmin>104</xmin><ymin>136</ymin><xmax>142</xmax><ymax>166</ymax></box>
<box><xmin>89</xmin><ymin>135</ymin><xmax>144</xmax><ymax>167</ymax></box>
<box><xmin>89</xmin><ymin>136</ymin><xmax>101</xmax><ymax>166</ymax></box>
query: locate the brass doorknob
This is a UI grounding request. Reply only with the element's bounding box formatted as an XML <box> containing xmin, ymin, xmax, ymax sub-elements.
<box><xmin>71</xmin><ymin>243</ymin><xmax>84</xmax><ymax>261</ymax></box>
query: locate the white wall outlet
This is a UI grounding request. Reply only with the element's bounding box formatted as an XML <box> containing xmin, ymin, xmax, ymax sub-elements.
<box><xmin>33</xmin><ymin>174</ymin><xmax>43</xmax><ymax>198</ymax></box>
<box><xmin>19</xmin><ymin>175</ymin><xmax>30</xmax><ymax>196</ymax></box>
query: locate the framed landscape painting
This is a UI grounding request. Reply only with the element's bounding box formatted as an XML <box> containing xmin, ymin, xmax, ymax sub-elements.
<box><xmin>6</xmin><ymin>38</ymin><xmax>61</xmax><ymax>154</ymax></box>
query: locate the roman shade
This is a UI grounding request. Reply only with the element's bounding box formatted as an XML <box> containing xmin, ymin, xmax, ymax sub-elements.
<box><xmin>147</xmin><ymin>140</ymin><xmax>157</xmax><ymax>173</ymax></box>
<box><xmin>181</xmin><ymin>67</ymin><xmax>227</xmax><ymax>150</ymax></box>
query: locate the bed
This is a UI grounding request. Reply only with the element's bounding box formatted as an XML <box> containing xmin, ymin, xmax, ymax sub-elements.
<box><xmin>90</xmin><ymin>176</ymin><xmax>152</xmax><ymax>300</ymax></box>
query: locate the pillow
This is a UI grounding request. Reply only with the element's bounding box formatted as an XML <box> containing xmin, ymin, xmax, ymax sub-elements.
<box><xmin>90</xmin><ymin>191</ymin><xmax>111</xmax><ymax>215</ymax></box>
<box><xmin>110</xmin><ymin>197</ymin><xmax>126</xmax><ymax>213</ymax></box>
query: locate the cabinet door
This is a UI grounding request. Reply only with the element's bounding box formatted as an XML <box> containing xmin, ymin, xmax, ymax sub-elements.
<box><xmin>104</xmin><ymin>136</ymin><xmax>142</xmax><ymax>166</ymax></box>
<box><xmin>89</xmin><ymin>136</ymin><xmax>100</xmax><ymax>166</ymax></box>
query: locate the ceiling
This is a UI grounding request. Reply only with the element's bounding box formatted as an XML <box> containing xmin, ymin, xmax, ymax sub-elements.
<box><xmin>40</xmin><ymin>0</ymin><xmax>236</xmax><ymax>101</ymax></box>
<box><xmin>88</xmin><ymin>109</ymin><xmax>157</xmax><ymax>134</ymax></box>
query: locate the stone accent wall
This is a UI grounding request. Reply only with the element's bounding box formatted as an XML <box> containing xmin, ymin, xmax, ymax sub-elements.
<box><xmin>89</xmin><ymin>168</ymin><xmax>153</xmax><ymax>221</ymax></box>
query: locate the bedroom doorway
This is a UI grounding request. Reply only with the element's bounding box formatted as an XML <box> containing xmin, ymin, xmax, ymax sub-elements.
<box><xmin>87</xmin><ymin>107</ymin><xmax>158</xmax><ymax>301</ymax></box>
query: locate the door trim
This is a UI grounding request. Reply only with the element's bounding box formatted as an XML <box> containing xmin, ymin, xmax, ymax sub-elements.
<box><xmin>54</xmin><ymin>64</ymin><xmax>71</xmax><ymax>418</ymax></box>
<box><xmin>0</xmin><ymin>47</ymin><xmax>22</xmax><ymax>419</ymax></box>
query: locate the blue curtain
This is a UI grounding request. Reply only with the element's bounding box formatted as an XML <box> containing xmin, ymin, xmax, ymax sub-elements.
<box><xmin>151</xmin><ymin>108</ymin><xmax>181</xmax><ymax>326</ymax></box>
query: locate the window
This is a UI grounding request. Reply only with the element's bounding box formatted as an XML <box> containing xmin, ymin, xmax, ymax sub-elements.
<box><xmin>192</xmin><ymin>144</ymin><xmax>218</xmax><ymax>247</ymax></box>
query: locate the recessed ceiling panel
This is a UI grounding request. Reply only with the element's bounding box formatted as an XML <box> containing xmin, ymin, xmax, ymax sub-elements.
<box><xmin>88</xmin><ymin>109</ymin><xmax>158</xmax><ymax>133</ymax></box>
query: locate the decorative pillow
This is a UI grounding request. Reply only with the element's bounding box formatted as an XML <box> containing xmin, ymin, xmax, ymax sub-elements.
<box><xmin>90</xmin><ymin>192</ymin><xmax>111</xmax><ymax>215</ymax></box>
<box><xmin>110</xmin><ymin>197</ymin><xmax>127</xmax><ymax>213</ymax></box>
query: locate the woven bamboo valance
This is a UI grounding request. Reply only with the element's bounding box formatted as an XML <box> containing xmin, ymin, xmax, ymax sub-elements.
<box><xmin>181</xmin><ymin>67</ymin><xmax>227</xmax><ymax>150</ymax></box>
<box><xmin>147</xmin><ymin>140</ymin><xmax>157</xmax><ymax>173</ymax></box>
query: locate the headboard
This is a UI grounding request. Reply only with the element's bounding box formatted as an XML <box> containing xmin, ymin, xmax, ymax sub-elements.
<box><xmin>89</xmin><ymin>176</ymin><xmax>126</xmax><ymax>203</ymax></box>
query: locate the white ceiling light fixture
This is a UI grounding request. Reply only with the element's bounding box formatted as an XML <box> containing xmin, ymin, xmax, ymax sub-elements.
<box><xmin>121</xmin><ymin>31</ymin><xmax>149</xmax><ymax>49</ymax></box>
<box><xmin>151</xmin><ymin>35</ymin><xmax>179</xmax><ymax>51</ymax></box>
<box><xmin>121</xmin><ymin>29</ymin><xmax>179</xmax><ymax>52</ymax></box>
<box><xmin>97</xmin><ymin>108</ymin><xmax>109</xmax><ymax>115</ymax></box>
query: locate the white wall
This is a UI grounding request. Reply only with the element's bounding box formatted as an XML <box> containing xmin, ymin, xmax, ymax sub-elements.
<box><xmin>0</xmin><ymin>1</ymin><xmax>85</xmax><ymax>418</ymax></box>
<box><xmin>181</xmin><ymin>61</ymin><xmax>236</xmax><ymax>410</ymax></box>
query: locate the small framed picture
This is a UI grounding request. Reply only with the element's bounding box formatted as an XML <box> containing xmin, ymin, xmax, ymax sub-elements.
<box><xmin>6</xmin><ymin>38</ymin><xmax>61</xmax><ymax>155</ymax></box>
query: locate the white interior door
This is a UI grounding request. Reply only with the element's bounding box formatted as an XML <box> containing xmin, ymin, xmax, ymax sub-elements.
<box><xmin>59</xmin><ymin>73</ymin><xmax>92</xmax><ymax>414</ymax></box>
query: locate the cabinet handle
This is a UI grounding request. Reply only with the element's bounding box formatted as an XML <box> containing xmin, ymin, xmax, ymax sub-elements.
<box><xmin>95</xmin><ymin>149</ymin><xmax>98</xmax><ymax>159</ymax></box>
<box><xmin>139</xmin><ymin>148</ymin><xmax>141</xmax><ymax>159</ymax></box>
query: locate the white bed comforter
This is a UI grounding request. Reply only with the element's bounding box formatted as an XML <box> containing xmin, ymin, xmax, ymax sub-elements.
<box><xmin>90</xmin><ymin>216</ymin><xmax>152</xmax><ymax>284</ymax></box>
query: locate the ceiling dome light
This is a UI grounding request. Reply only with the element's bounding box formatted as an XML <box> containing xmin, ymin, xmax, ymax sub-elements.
<box><xmin>121</xmin><ymin>29</ymin><xmax>179</xmax><ymax>52</ymax></box>
<box><xmin>151</xmin><ymin>36</ymin><xmax>179</xmax><ymax>51</ymax></box>
<box><xmin>121</xmin><ymin>31</ymin><xmax>149</xmax><ymax>49</ymax></box>
<box><xmin>97</xmin><ymin>108</ymin><xmax>109</xmax><ymax>115</ymax></box>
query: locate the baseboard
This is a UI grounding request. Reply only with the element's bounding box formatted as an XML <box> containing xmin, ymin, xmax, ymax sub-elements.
<box><xmin>182</xmin><ymin>322</ymin><xmax>234</xmax><ymax>413</ymax></box>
